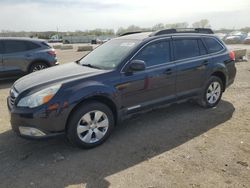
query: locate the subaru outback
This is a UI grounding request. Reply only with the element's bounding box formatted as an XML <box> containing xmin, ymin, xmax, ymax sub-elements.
<box><xmin>7</xmin><ymin>28</ymin><xmax>236</xmax><ymax>148</ymax></box>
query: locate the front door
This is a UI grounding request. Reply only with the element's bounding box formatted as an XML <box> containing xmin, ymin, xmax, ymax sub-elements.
<box><xmin>120</xmin><ymin>39</ymin><xmax>176</xmax><ymax>112</ymax></box>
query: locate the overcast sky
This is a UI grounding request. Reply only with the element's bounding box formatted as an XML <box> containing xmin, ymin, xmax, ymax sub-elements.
<box><xmin>0</xmin><ymin>0</ymin><xmax>250</xmax><ymax>31</ymax></box>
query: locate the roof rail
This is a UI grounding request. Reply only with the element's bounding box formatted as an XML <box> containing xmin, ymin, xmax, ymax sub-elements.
<box><xmin>150</xmin><ymin>28</ymin><xmax>214</xmax><ymax>36</ymax></box>
<box><xmin>119</xmin><ymin>31</ymin><xmax>143</xmax><ymax>36</ymax></box>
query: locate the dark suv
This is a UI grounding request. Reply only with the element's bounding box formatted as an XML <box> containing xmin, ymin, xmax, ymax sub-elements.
<box><xmin>0</xmin><ymin>38</ymin><xmax>58</xmax><ymax>79</ymax></box>
<box><xmin>7</xmin><ymin>28</ymin><xmax>236</xmax><ymax>148</ymax></box>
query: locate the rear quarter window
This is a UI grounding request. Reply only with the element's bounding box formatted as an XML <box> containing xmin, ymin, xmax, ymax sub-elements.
<box><xmin>203</xmin><ymin>38</ymin><xmax>224</xmax><ymax>53</ymax></box>
<box><xmin>41</xmin><ymin>42</ymin><xmax>51</xmax><ymax>48</ymax></box>
<box><xmin>25</xmin><ymin>41</ymin><xmax>41</xmax><ymax>50</ymax></box>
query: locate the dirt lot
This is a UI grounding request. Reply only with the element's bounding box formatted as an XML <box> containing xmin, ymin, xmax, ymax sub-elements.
<box><xmin>0</xmin><ymin>45</ymin><xmax>250</xmax><ymax>188</ymax></box>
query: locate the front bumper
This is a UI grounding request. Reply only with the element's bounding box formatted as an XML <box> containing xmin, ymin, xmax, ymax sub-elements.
<box><xmin>7</xmin><ymin>97</ymin><xmax>70</xmax><ymax>139</ymax></box>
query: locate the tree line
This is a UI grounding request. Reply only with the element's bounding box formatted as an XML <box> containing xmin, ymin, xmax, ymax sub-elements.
<box><xmin>1</xmin><ymin>19</ymin><xmax>250</xmax><ymax>39</ymax></box>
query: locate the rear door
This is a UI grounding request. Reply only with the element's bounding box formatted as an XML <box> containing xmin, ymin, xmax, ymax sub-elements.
<box><xmin>173</xmin><ymin>37</ymin><xmax>209</xmax><ymax>98</ymax></box>
<box><xmin>2</xmin><ymin>40</ymin><xmax>30</xmax><ymax>74</ymax></box>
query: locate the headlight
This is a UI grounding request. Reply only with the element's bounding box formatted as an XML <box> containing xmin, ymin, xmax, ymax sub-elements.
<box><xmin>17</xmin><ymin>84</ymin><xmax>61</xmax><ymax>108</ymax></box>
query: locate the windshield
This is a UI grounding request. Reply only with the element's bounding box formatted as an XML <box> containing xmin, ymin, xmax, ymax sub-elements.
<box><xmin>79</xmin><ymin>39</ymin><xmax>140</xmax><ymax>70</ymax></box>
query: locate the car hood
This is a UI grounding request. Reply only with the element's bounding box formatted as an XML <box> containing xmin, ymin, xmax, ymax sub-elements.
<box><xmin>14</xmin><ymin>62</ymin><xmax>106</xmax><ymax>93</ymax></box>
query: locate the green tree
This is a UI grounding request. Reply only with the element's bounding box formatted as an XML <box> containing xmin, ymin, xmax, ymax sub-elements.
<box><xmin>192</xmin><ymin>19</ymin><xmax>211</xmax><ymax>28</ymax></box>
<box><xmin>152</xmin><ymin>23</ymin><xmax>165</xmax><ymax>31</ymax></box>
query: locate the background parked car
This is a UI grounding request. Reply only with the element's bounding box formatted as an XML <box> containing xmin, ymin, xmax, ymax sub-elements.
<box><xmin>244</xmin><ymin>33</ymin><xmax>250</xmax><ymax>44</ymax></box>
<box><xmin>224</xmin><ymin>31</ymin><xmax>248</xmax><ymax>44</ymax></box>
<box><xmin>0</xmin><ymin>38</ymin><xmax>58</xmax><ymax>79</ymax></box>
<box><xmin>215</xmin><ymin>33</ymin><xmax>227</xmax><ymax>40</ymax></box>
<box><xmin>48</xmin><ymin>34</ymin><xmax>63</xmax><ymax>43</ymax></box>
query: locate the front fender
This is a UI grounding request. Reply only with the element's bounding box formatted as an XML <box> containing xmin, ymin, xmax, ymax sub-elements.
<box><xmin>65</xmin><ymin>80</ymin><xmax>120</xmax><ymax>110</ymax></box>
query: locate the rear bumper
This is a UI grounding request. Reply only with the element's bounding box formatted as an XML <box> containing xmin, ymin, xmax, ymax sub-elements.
<box><xmin>49</xmin><ymin>60</ymin><xmax>59</xmax><ymax>66</ymax></box>
<box><xmin>225</xmin><ymin>60</ymin><xmax>236</xmax><ymax>90</ymax></box>
<box><xmin>226</xmin><ymin>78</ymin><xmax>235</xmax><ymax>89</ymax></box>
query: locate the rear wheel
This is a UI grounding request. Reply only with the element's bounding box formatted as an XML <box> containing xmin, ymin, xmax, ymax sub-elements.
<box><xmin>198</xmin><ymin>76</ymin><xmax>223</xmax><ymax>108</ymax></box>
<box><xmin>29</xmin><ymin>62</ymin><xmax>48</xmax><ymax>73</ymax></box>
<box><xmin>67</xmin><ymin>101</ymin><xmax>114</xmax><ymax>149</ymax></box>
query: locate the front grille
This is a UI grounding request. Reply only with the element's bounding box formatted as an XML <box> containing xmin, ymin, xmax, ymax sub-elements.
<box><xmin>9</xmin><ymin>87</ymin><xmax>18</xmax><ymax>108</ymax></box>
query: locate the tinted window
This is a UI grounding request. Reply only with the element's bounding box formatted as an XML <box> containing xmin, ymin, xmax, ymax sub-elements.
<box><xmin>26</xmin><ymin>41</ymin><xmax>40</xmax><ymax>50</ymax></box>
<box><xmin>174</xmin><ymin>39</ymin><xmax>200</xmax><ymax>60</ymax></box>
<box><xmin>41</xmin><ymin>42</ymin><xmax>51</xmax><ymax>48</ymax></box>
<box><xmin>0</xmin><ymin>42</ymin><xmax>3</xmax><ymax>54</ymax></box>
<box><xmin>204</xmin><ymin>38</ymin><xmax>223</xmax><ymax>53</ymax></box>
<box><xmin>4</xmin><ymin>40</ymin><xmax>28</xmax><ymax>53</ymax></box>
<box><xmin>134</xmin><ymin>41</ymin><xmax>171</xmax><ymax>67</ymax></box>
<box><xmin>198</xmin><ymin>39</ymin><xmax>207</xmax><ymax>55</ymax></box>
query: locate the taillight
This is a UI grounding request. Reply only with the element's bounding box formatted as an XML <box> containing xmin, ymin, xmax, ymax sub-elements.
<box><xmin>47</xmin><ymin>50</ymin><xmax>56</xmax><ymax>57</ymax></box>
<box><xmin>229</xmin><ymin>51</ymin><xmax>235</xmax><ymax>61</ymax></box>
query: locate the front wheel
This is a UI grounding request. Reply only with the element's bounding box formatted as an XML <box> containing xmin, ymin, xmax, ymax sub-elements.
<box><xmin>198</xmin><ymin>76</ymin><xmax>223</xmax><ymax>108</ymax></box>
<box><xmin>67</xmin><ymin>101</ymin><xmax>114</xmax><ymax>149</ymax></box>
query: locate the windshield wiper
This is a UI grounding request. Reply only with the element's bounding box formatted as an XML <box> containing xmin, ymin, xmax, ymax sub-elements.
<box><xmin>82</xmin><ymin>63</ymin><xmax>101</xmax><ymax>69</ymax></box>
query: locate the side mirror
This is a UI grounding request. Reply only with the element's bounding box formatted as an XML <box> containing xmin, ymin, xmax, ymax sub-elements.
<box><xmin>128</xmin><ymin>60</ymin><xmax>146</xmax><ymax>72</ymax></box>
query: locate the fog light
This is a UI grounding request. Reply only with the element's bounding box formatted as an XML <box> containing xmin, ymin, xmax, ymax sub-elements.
<box><xmin>19</xmin><ymin>127</ymin><xmax>46</xmax><ymax>137</ymax></box>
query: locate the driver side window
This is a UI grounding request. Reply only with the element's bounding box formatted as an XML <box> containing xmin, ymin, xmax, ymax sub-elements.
<box><xmin>134</xmin><ymin>40</ymin><xmax>171</xmax><ymax>67</ymax></box>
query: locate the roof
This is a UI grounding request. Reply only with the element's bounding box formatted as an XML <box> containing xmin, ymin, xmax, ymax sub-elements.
<box><xmin>116</xmin><ymin>32</ymin><xmax>217</xmax><ymax>41</ymax></box>
<box><xmin>117</xmin><ymin>32</ymin><xmax>152</xmax><ymax>40</ymax></box>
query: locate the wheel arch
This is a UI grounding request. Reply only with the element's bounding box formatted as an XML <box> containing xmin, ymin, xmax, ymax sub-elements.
<box><xmin>65</xmin><ymin>95</ymin><xmax>118</xmax><ymax>131</ymax></box>
<box><xmin>211</xmin><ymin>71</ymin><xmax>227</xmax><ymax>91</ymax></box>
<box><xmin>28</xmin><ymin>59</ymin><xmax>50</xmax><ymax>72</ymax></box>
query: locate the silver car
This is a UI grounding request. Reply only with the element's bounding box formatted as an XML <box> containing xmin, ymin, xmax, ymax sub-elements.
<box><xmin>0</xmin><ymin>37</ymin><xmax>58</xmax><ymax>80</ymax></box>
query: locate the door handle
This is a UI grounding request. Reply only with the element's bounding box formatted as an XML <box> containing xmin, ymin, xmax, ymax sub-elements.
<box><xmin>164</xmin><ymin>68</ymin><xmax>172</xmax><ymax>75</ymax></box>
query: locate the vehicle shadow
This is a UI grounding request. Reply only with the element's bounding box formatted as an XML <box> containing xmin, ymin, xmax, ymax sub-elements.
<box><xmin>0</xmin><ymin>100</ymin><xmax>235</xmax><ymax>188</ymax></box>
<box><xmin>0</xmin><ymin>79</ymin><xmax>16</xmax><ymax>90</ymax></box>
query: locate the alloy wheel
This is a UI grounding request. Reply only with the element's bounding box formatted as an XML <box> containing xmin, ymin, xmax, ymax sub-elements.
<box><xmin>32</xmin><ymin>64</ymin><xmax>47</xmax><ymax>72</ymax></box>
<box><xmin>206</xmin><ymin>81</ymin><xmax>221</xmax><ymax>104</ymax></box>
<box><xmin>76</xmin><ymin>110</ymin><xmax>109</xmax><ymax>143</ymax></box>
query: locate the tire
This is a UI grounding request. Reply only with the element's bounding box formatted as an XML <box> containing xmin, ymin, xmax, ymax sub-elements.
<box><xmin>29</xmin><ymin>62</ymin><xmax>48</xmax><ymax>73</ymax></box>
<box><xmin>66</xmin><ymin>101</ymin><xmax>114</xmax><ymax>149</ymax></box>
<box><xmin>198</xmin><ymin>76</ymin><xmax>223</xmax><ymax>108</ymax></box>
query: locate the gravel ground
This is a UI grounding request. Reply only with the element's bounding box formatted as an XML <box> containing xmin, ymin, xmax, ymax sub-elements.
<box><xmin>0</xmin><ymin>44</ymin><xmax>249</xmax><ymax>188</ymax></box>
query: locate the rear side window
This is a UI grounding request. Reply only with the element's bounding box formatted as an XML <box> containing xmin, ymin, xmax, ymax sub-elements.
<box><xmin>203</xmin><ymin>38</ymin><xmax>223</xmax><ymax>53</ymax></box>
<box><xmin>3</xmin><ymin>40</ymin><xmax>40</xmax><ymax>54</ymax></box>
<box><xmin>173</xmin><ymin>39</ymin><xmax>200</xmax><ymax>60</ymax></box>
<box><xmin>198</xmin><ymin>39</ymin><xmax>207</xmax><ymax>55</ymax></box>
<box><xmin>4</xmin><ymin>40</ymin><xmax>28</xmax><ymax>53</ymax></box>
<box><xmin>0</xmin><ymin>42</ymin><xmax>3</xmax><ymax>54</ymax></box>
<box><xmin>134</xmin><ymin>40</ymin><xmax>171</xmax><ymax>67</ymax></box>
